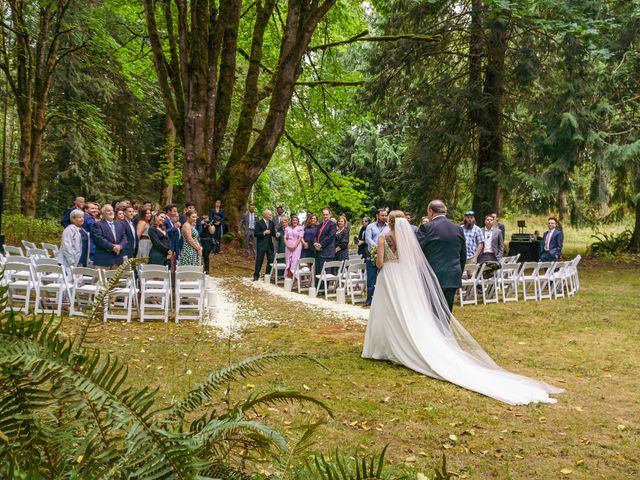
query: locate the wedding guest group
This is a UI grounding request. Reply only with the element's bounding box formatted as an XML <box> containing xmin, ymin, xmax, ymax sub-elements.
<box><xmin>58</xmin><ymin>197</ymin><xmax>222</xmax><ymax>274</ymax></box>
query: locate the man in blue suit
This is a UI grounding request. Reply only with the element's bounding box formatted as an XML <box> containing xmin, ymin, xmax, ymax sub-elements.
<box><xmin>416</xmin><ymin>200</ymin><xmax>466</xmax><ymax>313</ymax></box>
<box><xmin>540</xmin><ymin>217</ymin><xmax>563</xmax><ymax>262</ymax></box>
<box><xmin>90</xmin><ymin>204</ymin><xmax>128</xmax><ymax>268</ymax></box>
<box><xmin>164</xmin><ymin>204</ymin><xmax>182</xmax><ymax>263</ymax></box>
<box><xmin>314</xmin><ymin>208</ymin><xmax>337</xmax><ymax>281</ymax></box>
<box><xmin>61</xmin><ymin>196</ymin><xmax>85</xmax><ymax>228</ymax></box>
<box><xmin>122</xmin><ymin>206</ymin><xmax>138</xmax><ymax>260</ymax></box>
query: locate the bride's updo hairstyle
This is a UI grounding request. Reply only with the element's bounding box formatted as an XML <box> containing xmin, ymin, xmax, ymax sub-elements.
<box><xmin>388</xmin><ymin>210</ymin><xmax>405</xmax><ymax>229</ymax></box>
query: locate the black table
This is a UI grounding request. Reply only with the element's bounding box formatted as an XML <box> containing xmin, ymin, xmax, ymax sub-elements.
<box><xmin>507</xmin><ymin>240</ymin><xmax>540</xmax><ymax>262</ymax></box>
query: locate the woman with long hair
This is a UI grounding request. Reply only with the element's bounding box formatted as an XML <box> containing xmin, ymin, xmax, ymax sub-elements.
<box><xmin>362</xmin><ymin>210</ymin><xmax>562</xmax><ymax>405</ymax></box>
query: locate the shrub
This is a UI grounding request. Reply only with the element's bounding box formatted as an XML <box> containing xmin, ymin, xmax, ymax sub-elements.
<box><xmin>3</xmin><ymin>213</ymin><xmax>63</xmax><ymax>246</ymax></box>
<box><xmin>587</xmin><ymin>229</ymin><xmax>633</xmax><ymax>257</ymax></box>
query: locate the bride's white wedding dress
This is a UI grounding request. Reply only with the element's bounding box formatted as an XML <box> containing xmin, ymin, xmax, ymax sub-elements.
<box><xmin>362</xmin><ymin>218</ymin><xmax>563</xmax><ymax>405</ymax></box>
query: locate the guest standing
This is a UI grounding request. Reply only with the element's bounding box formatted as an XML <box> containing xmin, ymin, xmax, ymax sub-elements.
<box><xmin>83</xmin><ymin>202</ymin><xmax>99</xmax><ymax>263</ymax></box>
<box><xmin>478</xmin><ymin>214</ymin><xmax>504</xmax><ymax>264</ymax></box>
<box><xmin>540</xmin><ymin>217</ymin><xmax>563</xmax><ymax>262</ymax></box>
<box><xmin>355</xmin><ymin>217</ymin><xmax>370</xmax><ymax>260</ymax></box>
<box><xmin>364</xmin><ymin>208</ymin><xmax>389</xmax><ymax>306</ymax></box>
<box><xmin>122</xmin><ymin>206</ymin><xmax>138</xmax><ymax>260</ymax></box>
<box><xmin>416</xmin><ymin>200</ymin><xmax>466</xmax><ymax>313</ymax></box>
<box><xmin>276</xmin><ymin>217</ymin><xmax>288</xmax><ymax>254</ymax></box>
<box><xmin>200</xmin><ymin>215</ymin><xmax>216</xmax><ymax>274</ymax></box>
<box><xmin>209</xmin><ymin>199</ymin><xmax>224</xmax><ymax>254</ymax></box>
<box><xmin>179</xmin><ymin>210</ymin><xmax>203</xmax><ymax>266</ymax></box>
<box><xmin>301</xmin><ymin>214</ymin><xmax>319</xmax><ymax>259</ymax></box>
<box><xmin>61</xmin><ymin>197</ymin><xmax>85</xmax><ymax>228</ymax></box>
<box><xmin>240</xmin><ymin>204</ymin><xmax>257</xmax><ymax>258</ymax></box>
<box><xmin>136</xmin><ymin>208</ymin><xmax>153</xmax><ymax>259</ymax></box>
<box><xmin>253</xmin><ymin>210</ymin><xmax>275</xmax><ymax>281</ymax></box>
<box><xmin>314</xmin><ymin>208</ymin><xmax>337</xmax><ymax>280</ymax></box>
<box><xmin>164</xmin><ymin>204</ymin><xmax>182</xmax><ymax>263</ymax></box>
<box><xmin>491</xmin><ymin>212</ymin><xmax>506</xmax><ymax>241</ymax></box>
<box><xmin>58</xmin><ymin>209</ymin><xmax>89</xmax><ymax>269</ymax></box>
<box><xmin>460</xmin><ymin>210</ymin><xmax>484</xmax><ymax>261</ymax></box>
<box><xmin>284</xmin><ymin>215</ymin><xmax>304</xmax><ymax>278</ymax></box>
<box><xmin>91</xmin><ymin>204</ymin><xmax>128</xmax><ymax>269</ymax></box>
<box><xmin>334</xmin><ymin>215</ymin><xmax>349</xmax><ymax>261</ymax></box>
<box><xmin>148</xmin><ymin>212</ymin><xmax>172</xmax><ymax>266</ymax></box>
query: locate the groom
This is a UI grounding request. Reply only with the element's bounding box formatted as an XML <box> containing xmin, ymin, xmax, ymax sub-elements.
<box><xmin>416</xmin><ymin>200</ymin><xmax>466</xmax><ymax>313</ymax></box>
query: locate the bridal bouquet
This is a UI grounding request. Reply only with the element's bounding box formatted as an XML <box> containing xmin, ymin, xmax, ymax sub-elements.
<box><xmin>369</xmin><ymin>245</ymin><xmax>378</xmax><ymax>264</ymax></box>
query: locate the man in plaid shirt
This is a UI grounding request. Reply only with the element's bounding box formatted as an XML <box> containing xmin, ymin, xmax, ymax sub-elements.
<box><xmin>460</xmin><ymin>210</ymin><xmax>484</xmax><ymax>261</ymax></box>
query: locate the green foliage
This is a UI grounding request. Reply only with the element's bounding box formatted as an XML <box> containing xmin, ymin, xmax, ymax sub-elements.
<box><xmin>587</xmin><ymin>229</ymin><xmax>634</xmax><ymax>258</ymax></box>
<box><xmin>292</xmin><ymin>446</ymin><xmax>401</xmax><ymax>480</ymax></box>
<box><xmin>3</xmin><ymin>214</ymin><xmax>63</xmax><ymax>246</ymax></box>
<box><xmin>0</xmin><ymin>263</ymin><xmax>333</xmax><ymax>478</ymax></box>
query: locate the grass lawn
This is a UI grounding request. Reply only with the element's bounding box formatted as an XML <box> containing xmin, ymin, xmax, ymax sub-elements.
<box><xmin>82</xmin><ymin>253</ymin><xmax>640</xmax><ymax>480</ymax></box>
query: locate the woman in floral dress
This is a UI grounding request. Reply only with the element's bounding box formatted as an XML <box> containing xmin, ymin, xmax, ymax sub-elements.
<box><xmin>179</xmin><ymin>210</ymin><xmax>202</xmax><ymax>266</ymax></box>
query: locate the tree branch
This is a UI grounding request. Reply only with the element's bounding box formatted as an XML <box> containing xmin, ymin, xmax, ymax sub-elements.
<box><xmin>308</xmin><ymin>31</ymin><xmax>443</xmax><ymax>52</ymax></box>
<box><xmin>283</xmin><ymin>129</ymin><xmax>340</xmax><ymax>190</ymax></box>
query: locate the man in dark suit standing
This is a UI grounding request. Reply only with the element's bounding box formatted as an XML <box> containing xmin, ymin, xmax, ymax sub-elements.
<box><xmin>491</xmin><ymin>211</ymin><xmax>506</xmax><ymax>241</ymax></box>
<box><xmin>540</xmin><ymin>217</ymin><xmax>563</xmax><ymax>262</ymax></box>
<box><xmin>122</xmin><ymin>206</ymin><xmax>138</xmax><ymax>260</ymax></box>
<box><xmin>314</xmin><ymin>208</ymin><xmax>337</xmax><ymax>279</ymax></box>
<box><xmin>61</xmin><ymin>196</ymin><xmax>85</xmax><ymax>228</ymax></box>
<box><xmin>416</xmin><ymin>200</ymin><xmax>466</xmax><ymax>313</ymax></box>
<box><xmin>253</xmin><ymin>209</ymin><xmax>275</xmax><ymax>281</ymax></box>
<box><xmin>164</xmin><ymin>204</ymin><xmax>182</xmax><ymax>259</ymax></box>
<box><xmin>90</xmin><ymin>204</ymin><xmax>128</xmax><ymax>269</ymax></box>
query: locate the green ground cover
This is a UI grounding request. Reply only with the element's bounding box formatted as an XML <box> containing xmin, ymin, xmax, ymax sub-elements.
<box><xmin>86</xmin><ymin>255</ymin><xmax>639</xmax><ymax>479</ymax></box>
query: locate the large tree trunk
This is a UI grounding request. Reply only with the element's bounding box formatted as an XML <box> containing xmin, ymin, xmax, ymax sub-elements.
<box><xmin>472</xmin><ymin>6</ymin><xmax>510</xmax><ymax>219</ymax></box>
<box><xmin>161</xmin><ymin>115</ymin><xmax>176</xmax><ymax>205</ymax></box>
<box><xmin>630</xmin><ymin>174</ymin><xmax>640</xmax><ymax>253</ymax></box>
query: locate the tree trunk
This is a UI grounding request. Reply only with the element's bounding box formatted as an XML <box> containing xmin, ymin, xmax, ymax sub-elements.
<box><xmin>161</xmin><ymin>115</ymin><xmax>176</xmax><ymax>205</ymax></box>
<box><xmin>629</xmin><ymin>174</ymin><xmax>640</xmax><ymax>253</ymax></box>
<box><xmin>472</xmin><ymin>6</ymin><xmax>510</xmax><ymax>219</ymax></box>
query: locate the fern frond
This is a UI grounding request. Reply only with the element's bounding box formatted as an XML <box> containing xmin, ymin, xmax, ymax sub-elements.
<box><xmin>167</xmin><ymin>353</ymin><xmax>327</xmax><ymax>421</ymax></box>
<box><xmin>239</xmin><ymin>389</ymin><xmax>333</xmax><ymax>418</ymax></box>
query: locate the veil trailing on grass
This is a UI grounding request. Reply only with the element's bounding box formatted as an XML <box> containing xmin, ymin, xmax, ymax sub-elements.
<box><xmin>362</xmin><ymin>217</ymin><xmax>563</xmax><ymax>405</ymax></box>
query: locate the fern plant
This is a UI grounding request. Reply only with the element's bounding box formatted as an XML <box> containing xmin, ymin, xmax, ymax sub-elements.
<box><xmin>0</xmin><ymin>260</ymin><xmax>332</xmax><ymax>479</ymax></box>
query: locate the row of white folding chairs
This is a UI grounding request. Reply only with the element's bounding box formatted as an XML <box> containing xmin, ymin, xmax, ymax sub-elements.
<box><xmin>1</xmin><ymin>261</ymin><xmax>205</xmax><ymax>323</ymax></box>
<box><xmin>3</xmin><ymin>242</ymin><xmax>60</xmax><ymax>259</ymax></box>
<box><xmin>269</xmin><ymin>255</ymin><xmax>367</xmax><ymax>304</ymax></box>
<box><xmin>459</xmin><ymin>255</ymin><xmax>581</xmax><ymax>306</ymax></box>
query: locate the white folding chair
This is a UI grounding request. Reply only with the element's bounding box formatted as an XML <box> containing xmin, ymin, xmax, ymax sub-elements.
<box><xmin>22</xmin><ymin>240</ymin><xmax>37</xmax><ymax>251</ymax></box>
<box><xmin>3</xmin><ymin>245</ymin><xmax>24</xmax><ymax>257</ymax></box>
<box><xmin>139</xmin><ymin>270</ymin><xmax>171</xmax><ymax>323</ymax></box>
<box><xmin>315</xmin><ymin>260</ymin><xmax>343</xmax><ymax>300</ymax></box>
<box><xmin>27</xmin><ymin>247</ymin><xmax>50</xmax><ymax>259</ymax></box>
<box><xmin>498</xmin><ymin>262</ymin><xmax>520</xmax><ymax>303</ymax></box>
<box><xmin>102</xmin><ymin>269</ymin><xmax>138</xmax><ymax>323</ymax></box>
<box><xmin>459</xmin><ymin>263</ymin><xmax>480</xmax><ymax>306</ymax></box>
<box><xmin>176</xmin><ymin>265</ymin><xmax>202</xmax><ymax>274</ymax></box>
<box><xmin>552</xmin><ymin>261</ymin><xmax>569</xmax><ymax>299</ymax></box>
<box><xmin>3</xmin><ymin>262</ymin><xmax>34</xmax><ymax>313</ymax></box>
<box><xmin>294</xmin><ymin>257</ymin><xmax>315</xmax><ymax>293</ymax></box>
<box><xmin>70</xmin><ymin>267</ymin><xmax>102</xmax><ymax>317</ymax></box>
<box><xmin>478</xmin><ymin>263</ymin><xmax>499</xmax><ymax>304</ymax></box>
<box><xmin>33</xmin><ymin>264</ymin><xmax>67</xmax><ymax>316</ymax></box>
<box><xmin>568</xmin><ymin>255</ymin><xmax>581</xmax><ymax>295</ymax></box>
<box><xmin>42</xmin><ymin>242</ymin><xmax>60</xmax><ymax>258</ymax></box>
<box><xmin>518</xmin><ymin>262</ymin><xmax>541</xmax><ymax>301</ymax></box>
<box><xmin>537</xmin><ymin>262</ymin><xmax>556</xmax><ymax>300</ymax></box>
<box><xmin>270</xmin><ymin>252</ymin><xmax>287</xmax><ymax>286</ymax></box>
<box><xmin>175</xmin><ymin>270</ymin><xmax>205</xmax><ymax>322</ymax></box>
<box><xmin>344</xmin><ymin>261</ymin><xmax>367</xmax><ymax>304</ymax></box>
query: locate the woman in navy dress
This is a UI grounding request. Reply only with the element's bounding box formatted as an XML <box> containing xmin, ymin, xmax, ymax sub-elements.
<box><xmin>301</xmin><ymin>213</ymin><xmax>319</xmax><ymax>259</ymax></box>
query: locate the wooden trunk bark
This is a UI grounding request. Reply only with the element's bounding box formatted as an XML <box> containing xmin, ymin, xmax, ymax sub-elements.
<box><xmin>161</xmin><ymin>116</ymin><xmax>176</xmax><ymax>205</ymax></box>
<box><xmin>630</xmin><ymin>176</ymin><xmax>640</xmax><ymax>253</ymax></box>
<box><xmin>472</xmin><ymin>7</ymin><xmax>509</xmax><ymax>219</ymax></box>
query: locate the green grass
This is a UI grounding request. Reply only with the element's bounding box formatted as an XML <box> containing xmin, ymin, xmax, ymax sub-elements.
<box><xmin>81</xmin><ymin>255</ymin><xmax>639</xmax><ymax>479</ymax></box>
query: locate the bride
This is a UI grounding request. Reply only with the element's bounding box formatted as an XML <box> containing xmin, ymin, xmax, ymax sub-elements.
<box><xmin>362</xmin><ymin>211</ymin><xmax>563</xmax><ymax>405</ymax></box>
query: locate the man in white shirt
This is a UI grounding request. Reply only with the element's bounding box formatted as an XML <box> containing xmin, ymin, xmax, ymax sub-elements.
<box><xmin>478</xmin><ymin>214</ymin><xmax>504</xmax><ymax>264</ymax></box>
<box><xmin>364</xmin><ymin>208</ymin><xmax>389</xmax><ymax>306</ymax></box>
<box><xmin>540</xmin><ymin>217</ymin><xmax>564</xmax><ymax>261</ymax></box>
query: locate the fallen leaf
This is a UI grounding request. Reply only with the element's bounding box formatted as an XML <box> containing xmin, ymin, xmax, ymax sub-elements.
<box><xmin>617</xmin><ymin>424</ymin><xmax>626</xmax><ymax>431</ymax></box>
<box><xmin>302</xmin><ymin>384</ymin><xmax>311</xmax><ymax>391</ymax></box>
<box><xmin>157</xmin><ymin>366</ymin><xmax>163</xmax><ymax>370</ymax></box>
<box><xmin>383</xmin><ymin>396</ymin><xmax>390</xmax><ymax>403</ymax></box>
<box><xmin>185</xmin><ymin>369</ymin><xmax>192</xmax><ymax>375</ymax></box>
<box><xmin>560</xmin><ymin>468</ymin><xmax>573</xmax><ymax>475</ymax></box>
<box><xmin>404</xmin><ymin>455</ymin><xmax>416</xmax><ymax>463</ymax></box>
<box><xmin>449</xmin><ymin>434</ymin><xmax>458</xmax><ymax>442</ymax></box>
<box><xmin>575</xmin><ymin>406</ymin><xmax>584</xmax><ymax>412</ymax></box>
<box><xmin>576</xmin><ymin>459</ymin><xmax>584</xmax><ymax>466</ymax></box>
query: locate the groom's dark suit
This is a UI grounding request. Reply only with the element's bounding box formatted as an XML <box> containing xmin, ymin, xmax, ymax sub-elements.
<box><xmin>416</xmin><ymin>215</ymin><xmax>466</xmax><ymax>313</ymax></box>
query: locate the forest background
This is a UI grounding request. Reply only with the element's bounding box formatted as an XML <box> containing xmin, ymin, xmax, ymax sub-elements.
<box><xmin>1</xmin><ymin>0</ymin><xmax>639</xmax><ymax>252</ymax></box>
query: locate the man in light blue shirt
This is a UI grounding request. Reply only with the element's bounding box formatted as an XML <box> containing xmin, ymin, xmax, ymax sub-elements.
<box><xmin>364</xmin><ymin>208</ymin><xmax>389</xmax><ymax>306</ymax></box>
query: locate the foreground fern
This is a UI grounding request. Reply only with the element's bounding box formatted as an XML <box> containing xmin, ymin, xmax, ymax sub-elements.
<box><xmin>0</xmin><ymin>261</ymin><xmax>333</xmax><ymax>479</ymax></box>
<box><xmin>0</xmin><ymin>260</ymin><xmax>405</xmax><ymax>479</ymax></box>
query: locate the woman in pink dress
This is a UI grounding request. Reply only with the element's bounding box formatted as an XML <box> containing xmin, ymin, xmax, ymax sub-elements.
<box><xmin>284</xmin><ymin>215</ymin><xmax>305</xmax><ymax>278</ymax></box>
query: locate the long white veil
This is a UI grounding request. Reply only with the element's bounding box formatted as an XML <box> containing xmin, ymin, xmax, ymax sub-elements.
<box><xmin>387</xmin><ymin>217</ymin><xmax>563</xmax><ymax>402</ymax></box>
